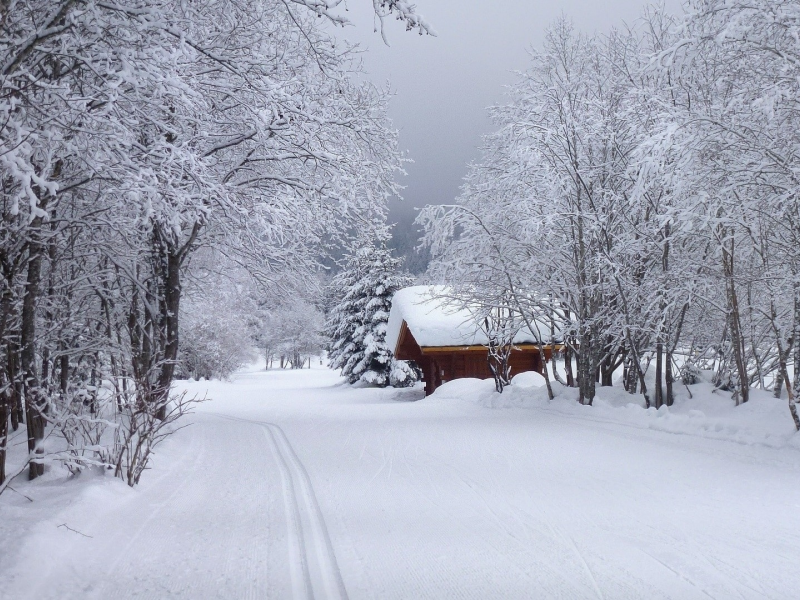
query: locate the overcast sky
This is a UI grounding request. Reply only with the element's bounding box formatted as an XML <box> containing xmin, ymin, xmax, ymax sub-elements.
<box><xmin>333</xmin><ymin>0</ymin><xmax>680</xmax><ymax>242</ymax></box>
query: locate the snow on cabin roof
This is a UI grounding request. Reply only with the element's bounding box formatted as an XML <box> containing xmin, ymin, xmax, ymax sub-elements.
<box><xmin>386</xmin><ymin>286</ymin><xmax>559</xmax><ymax>352</ymax></box>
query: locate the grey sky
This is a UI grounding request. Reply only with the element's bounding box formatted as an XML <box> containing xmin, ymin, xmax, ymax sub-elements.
<box><xmin>334</xmin><ymin>1</ymin><xmax>680</xmax><ymax>247</ymax></box>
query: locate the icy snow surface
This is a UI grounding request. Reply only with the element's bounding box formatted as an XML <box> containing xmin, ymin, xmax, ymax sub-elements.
<box><xmin>2</xmin><ymin>362</ymin><xmax>800</xmax><ymax>599</ymax></box>
<box><xmin>386</xmin><ymin>285</ymin><xmax>556</xmax><ymax>350</ymax></box>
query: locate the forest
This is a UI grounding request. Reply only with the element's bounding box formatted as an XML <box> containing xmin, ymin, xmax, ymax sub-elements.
<box><xmin>420</xmin><ymin>2</ymin><xmax>800</xmax><ymax>431</ymax></box>
<box><xmin>3</xmin><ymin>0</ymin><xmax>800</xmax><ymax>491</ymax></box>
<box><xmin>3</xmin><ymin>2</ymin><xmax>800</xmax><ymax>598</ymax></box>
<box><xmin>0</xmin><ymin>0</ymin><xmax>428</xmax><ymax>487</ymax></box>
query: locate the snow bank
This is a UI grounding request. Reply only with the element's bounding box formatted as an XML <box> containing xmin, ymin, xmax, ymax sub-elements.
<box><xmin>5</xmin><ymin>363</ymin><xmax>800</xmax><ymax>598</ymax></box>
<box><xmin>511</xmin><ymin>370</ymin><xmax>546</xmax><ymax>388</ymax></box>
<box><xmin>426</xmin><ymin>374</ymin><xmax>800</xmax><ymax>450</ymax></box>
<box><xmin>386</xmin><ymin>285</ymin><xmax>558</xmax><ymax>351</ymax></box>
<box><xmin>428</xmin><ymin>377</ymin><xmax>554</xmax><ymax>409</ymax></box>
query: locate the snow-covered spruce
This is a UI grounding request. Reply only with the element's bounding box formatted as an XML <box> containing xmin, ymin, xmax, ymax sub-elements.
<box><xmin>326</xmin><ymin>228</ymin><xmax>419</xmax><ymax>387</ymax></box>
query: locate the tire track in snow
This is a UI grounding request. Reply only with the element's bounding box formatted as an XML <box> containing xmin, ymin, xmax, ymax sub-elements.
<box><xmin>209</xmin><ymin>413</ymin><xmax>348</xmax><ymax>600</ymax></box>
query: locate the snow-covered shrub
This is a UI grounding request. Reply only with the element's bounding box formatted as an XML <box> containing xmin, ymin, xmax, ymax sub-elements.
<box><xmin>113</xmin><ymin>391</ymin><xmax>201</xmax><ymax>486</ymax></box>
<box><xmin>389</xmin><ymin>360</ymin><xmax>423</xmax><ymax>388</ymax></box>
<box><xmin>680</xmin><ymin>362</ymin><xmax>702</xmax><ymax>386</ymax></box>
<box><xmin>51</xmin><ymin>385</ymin><xmax>116</xmax><ymax>476</ymax></box>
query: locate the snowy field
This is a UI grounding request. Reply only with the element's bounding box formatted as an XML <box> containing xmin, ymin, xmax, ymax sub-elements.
<box><xmin>2</xmin><ymin>362</ymin><xmax>800</xmax><ymax>599</ymax></box>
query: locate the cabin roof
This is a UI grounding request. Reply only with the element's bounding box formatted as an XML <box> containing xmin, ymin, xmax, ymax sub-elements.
<box><xmin>386</xmin><ymin>286</ymin><xmax>561</xmax><ymax>354</ymax></box>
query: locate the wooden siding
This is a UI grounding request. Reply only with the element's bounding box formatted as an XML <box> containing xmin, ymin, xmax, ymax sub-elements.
<box><xmin>393</xmin><ymin>319</ymin><xmax>554</xmax><ymax>396</ymax></box>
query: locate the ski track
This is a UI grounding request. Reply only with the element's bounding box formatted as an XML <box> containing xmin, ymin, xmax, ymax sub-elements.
<box><xmin>209</xmin><ymin>412</ymin><xmax>349</xmax><ymax>600</ymax></box>
<box><xmin>3</xmin><ymin>365</ymin><xmax>800</xmax><ymax>599</ymax></box>
<box><xmin>97</xmin><ymin>417</ymin><xmax>281</xmax><ymax>600</ymax></box>
<box><xmin>2</xmin><ymin>417</ymin><xmax>289</xmax><ymax>600</ymax></box>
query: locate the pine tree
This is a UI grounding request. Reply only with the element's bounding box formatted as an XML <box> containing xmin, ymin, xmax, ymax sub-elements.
<box><xmin>325</xmin><ymin>226</ymin><xmax>420</xmax><ymax>386</ymax></box>
<box><xmin>326</xmin><ymin>250</ymin><xmax>368</xmax><ymax>382</ymax></box>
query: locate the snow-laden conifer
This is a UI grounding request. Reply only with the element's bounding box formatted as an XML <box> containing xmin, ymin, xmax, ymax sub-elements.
<box><xmin>326</xmin><ymin>226</ymin><xmax>419</xmax><ymax>387</ymax></box>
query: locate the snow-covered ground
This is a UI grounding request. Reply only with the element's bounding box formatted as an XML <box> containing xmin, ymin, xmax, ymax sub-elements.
<box><xmin>2</xmin><ymin>362</ymin><xmax>800</xmax><ymax>599</ymax></box>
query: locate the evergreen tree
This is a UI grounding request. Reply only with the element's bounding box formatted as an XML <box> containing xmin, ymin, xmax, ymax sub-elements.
<box><xmin>326</xmin><ymin>249</ymin><xmax>368</xmax><ymax>381</ymax></box>
<box><xmin>326</xmin><ymin>226</ymin><xmax>420</xmax><ymax>386</ymax></box>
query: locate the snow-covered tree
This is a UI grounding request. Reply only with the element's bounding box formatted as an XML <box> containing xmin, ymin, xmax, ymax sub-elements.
<box><xmin>326</xmin><ymin>225</ymin><xmax>418</xmax><ymax>386</ymax></box>
<box><xmin>421</xmin><ymin>18</ymin><xmax>636</xmax><ymax>405</ymax></box>
<box><xmin>0</xmin><ymin>0</ymin><xmax>418</xmax><ymax>485</ymax></box>
<box><xmin>258</xmin><ymin>302</ymin><xmax>327</xmax><ymax>369</ymax></box>
<box><xmin>419</xmin><ymin>3</ymin><xmax>800</xmax><ymax>430</ymax></box>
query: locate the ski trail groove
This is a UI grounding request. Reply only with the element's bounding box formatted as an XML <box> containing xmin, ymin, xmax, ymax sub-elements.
<box><xmin>264</xmin><ymin>425</ymin><xmax>314</xmax><ymax>599</ymax></box>
<box><xmin>209</xmin><ymin>413</ymin><xmax>348</xmax><ymax>600</ymax></box>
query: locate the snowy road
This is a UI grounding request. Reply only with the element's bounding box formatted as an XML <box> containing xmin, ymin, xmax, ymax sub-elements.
<box><xmin>3</xmin><ymin>364</ymin><xmax>800</xmax><ymax>599</ymax></box>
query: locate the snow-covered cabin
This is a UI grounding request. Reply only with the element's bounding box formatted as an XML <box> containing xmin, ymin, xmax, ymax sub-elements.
<box><xmin>386</xmin><ymin>286</ymin><xmax>561</xmax><ymax>395</ymax></box>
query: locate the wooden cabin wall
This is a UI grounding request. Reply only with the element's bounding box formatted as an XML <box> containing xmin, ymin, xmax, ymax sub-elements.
<box><xmin>427</xmin><ymin>348</ymin><xmax>546</xmax><ymax>393</ymax></box>
<box><xmin>395</xmin><ymin>321</ymin><xmax>556</xmax><ymax>395</ymax></box>
<box><xmin>417</xmin><ymin>356</ymin><xmax>439</xmax><ymax>396</ymax></box>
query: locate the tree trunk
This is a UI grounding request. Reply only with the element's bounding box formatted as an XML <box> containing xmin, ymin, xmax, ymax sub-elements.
<box><xmin>577</xmin><ymin>333</ymin><xmax>596</xmax><ymax>405</ymax></box>
<box><xmin>774</xmin><ymin>333</ymin><xmax>800</xmax><ymax>431</ymax></box>
<box><xmin>657</xmin><ymin>225</ymin><xmax>670</xmax><ymax>408</ymax></box>
<box><xmin>7</xmin><ymin>343</ymin><xmax>23</xmax><ymax>429</ymax></box>
<box><xmin>626</xmin><ymin>337</ymin><xmax>650</xmax><ymax>407</ymax></box>
<box><xmin>562</xmin><ymin>308</ymin><xmax>575</xmax><ymax>387</ymax></box>
<box><xmin>622</xmin><ymin>350</ymin><xmax>633</xmax><ymax>393</ymax></box>
<box><xmin>21</xmin><ymin>218</ymin><xmax>45</xmax><ymax>479</ymax></box>
<box><xmin>772</xmin><ymin>334</ymin><xmax>793</xmax><ymax>400</ymax></box>
<box><xmin>564</xmin><ymin>342</ymin><xmax>575</xmax><ymax>387</ymax></box>
<box><xmin>654</xmin><ymin>340</ymin><xmax>663</xmax><ymax>409</ymax></box>
<box><xmin>59</xmin><ymin>349</ymin><xmax>69</xmax><ymax>396</ymax></box>
<box><xmin>665</xmin><ymin>350</ymin><xmax>675</xmax><ymax>407</ymax></box>
<box><xmin>0</xmin><ymin>373</ymin><xmax>8</xmax><ymax>485</ymax></box>
<box><xmin>666</xmin><ymin>303</ymin><xmax>688</xmax><ymax>407</ymax></box>
<box><xmin>40</xmin><ymin>346</ymin><xmax>50</xmax><ymax>393</ymax></box>
<box><xmin>793</xmin><ymin>286</ymin><xmax>800</xmax><ymax>396</ymax></box>
<box><xmin>155</xmin><ymin>249</ymin><xmax>182</xmax><ymax>420</ymax></box>
<box><xmin>550</xmin><ymin>348</ymin><xmax>567</xmax><ymax>386</ymax></box>
<box><xmin>0</xmin><ymin>287</ymin><xmax>13</xmax><ymax>482</ymax></box>
<box><xmin>723</xmin><ymin>236</ymin><xmax>749</xmax><ymax>404</ymax></box>
<box><xmin>774</xmin><ymin>369</ymin><xmax>785</xmax><ymax>399</ymax></box>
<box><xmin>599</xmin><ymin>346</ymin><xmax>615</xmax><ymax>387</ymax></box>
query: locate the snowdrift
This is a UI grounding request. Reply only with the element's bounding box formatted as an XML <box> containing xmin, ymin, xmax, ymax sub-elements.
<box><xmin>425</xmin><ymin>373</ymin><xmax>800</xmax><ymax>450</ymax></box>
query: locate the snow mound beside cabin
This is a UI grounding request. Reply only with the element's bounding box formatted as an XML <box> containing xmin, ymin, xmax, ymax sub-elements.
<box><xmin>510</xmin><ymin>370</ymin><xmax>547</xmax><ymax>388</ymax></box>
<box><xmin>426</xmin><ymin>376</ymin><xmax>557</xmax><ymax>409</ymax></box>
<box><xmin>425</xmin><ymin>374</ymin><xmax>800</xmax><ymax>450</ymax></box>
